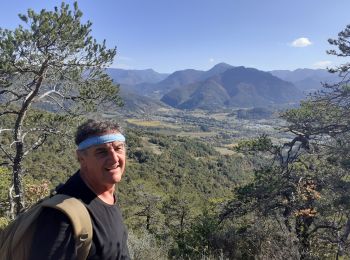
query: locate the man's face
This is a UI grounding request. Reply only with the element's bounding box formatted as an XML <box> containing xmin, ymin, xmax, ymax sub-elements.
<box><xmin>78</xmin><ymin>133</ymin><xmax>126</xmax><ymax>189</ymax></box>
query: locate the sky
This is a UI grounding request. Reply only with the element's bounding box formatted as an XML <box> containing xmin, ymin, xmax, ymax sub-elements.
<box><xmin>0</xmin><ymin>0</ymin><xmax>349</xmax><ymax>73</ymax></box>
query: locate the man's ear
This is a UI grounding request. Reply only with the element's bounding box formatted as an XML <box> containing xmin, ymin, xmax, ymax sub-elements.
<box><xmin>76</xmin><ymin>150</ymin><xmax>84</xmax><ymax>163</ymax></box>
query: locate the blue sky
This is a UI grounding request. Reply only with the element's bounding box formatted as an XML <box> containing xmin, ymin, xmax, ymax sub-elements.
<box><xmin>0</xmin><ymin>0</ymin><xmax>349</xmax><ymax>73</ymax></box>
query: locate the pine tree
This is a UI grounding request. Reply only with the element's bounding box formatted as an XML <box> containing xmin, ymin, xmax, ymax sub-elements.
<box><xmin>0</xmin><ymin>2</ymin><xmax>122</xmax><ymax>217</ymax></box>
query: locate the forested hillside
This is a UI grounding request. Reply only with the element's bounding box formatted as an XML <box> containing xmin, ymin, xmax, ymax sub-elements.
<box><xmin>1</xmin><ymin>2</ymin><xmax>350</xmax><ymax>259</ymax></box>
<box><xmin>0</xmin><ymin>118</ymin><xmax>253</xmax><ymax>259</ymax></box>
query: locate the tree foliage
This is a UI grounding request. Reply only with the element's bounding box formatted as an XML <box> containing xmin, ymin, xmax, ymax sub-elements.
<box><xmin>221</xmin><ymin>23</ymin><xmax>350</xmax><ymax>259</ymax></box>
<box><xmin>0</xmin><ymin>2</ymin><xmax>122</xmax><ymax>217</ymax></box>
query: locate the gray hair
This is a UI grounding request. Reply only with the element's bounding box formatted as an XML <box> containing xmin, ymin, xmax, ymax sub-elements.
<box><xmin>75</xmin><ymin>119</ymin><xmax>123</xmax><ymax>145</ymax></box>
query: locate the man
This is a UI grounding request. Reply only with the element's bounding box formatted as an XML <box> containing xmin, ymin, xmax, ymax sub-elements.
<box><xmin>29</xmin><ymin>119</ymin><xmax>130</xmax><ymax>259</ymax></box>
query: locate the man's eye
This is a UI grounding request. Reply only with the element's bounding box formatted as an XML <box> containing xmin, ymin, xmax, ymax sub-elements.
<box><xmin>115</xmin><ymin>146</ymin><xmax>124</xmax><ymax>152</ymax></box>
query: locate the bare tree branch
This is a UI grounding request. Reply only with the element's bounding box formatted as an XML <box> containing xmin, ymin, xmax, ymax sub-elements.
<box><xmin>0</xmin><ymin>111</ymin><xmax>20</xmax><ymax>117</ymax></box>
<box><xmin>0</xmin><ymin>89</ymin><xmax>23</xmax><ymax>98</ymax></box>
<box><xmin>23</xmin><ymin>134</ymin><xmax>47</xmax><ymax>157</ymax></box>
<box><xmin>0</xmin><ymin>144</ymin><xmax>14</xmax><ymax>162</ymax></box>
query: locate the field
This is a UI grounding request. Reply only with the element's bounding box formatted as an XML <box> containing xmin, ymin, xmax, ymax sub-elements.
<box><xmin>115</xmin><ymin>107</ymin><xmax>291</xmax><ymax>155</ymax></box>
<box><xmin>126</xmin><ymin>118</ymin><xmax>181</xmax><ymax>129</ymax></box>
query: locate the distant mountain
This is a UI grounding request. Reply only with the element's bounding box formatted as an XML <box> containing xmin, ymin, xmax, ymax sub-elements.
<box><xmin>154</xmin><ymin>69</ymin><xmax>204</xmax><ymax>92</ymax></box>
<box><xmin>199</xmin><ymin>62</ymin><xmax>234</xmax><ymax>80</ymax></box>
<box><xmin>161</xmin><ymin>66</ymin><xmax>303</xmax><ymax>110</ymax></box>
<box><xmin>131</xmin><ymin>62</ymin><xmax>234</xmax><ymax>98</ymax></box>
<box><xmin>270</xmin><ymin>68</ymin><xmax>339</xmax><ymax>92</ymax></box>
<box><xmin>106</xmin><ymin>66</ymin><xmax>340</xmax><ymax>95</ymax></box>
<box><xmin>103</xmin><ymin>64</ymin><xmax>337</xmax><ymax>112</ymax></box>
<box><xmin>118</xmin><ymin>88</ymin><xmax>169</xmax><ymax>114</ymax></box>
<box><xmin>132</xmin><ymin>69</ymin><xmax>204</xmax><ymax>98</ymax></box>
<box><xmin>106</xmin><ymin>68</ymin><xmax>168</xmax><ymax>85</ymax></box>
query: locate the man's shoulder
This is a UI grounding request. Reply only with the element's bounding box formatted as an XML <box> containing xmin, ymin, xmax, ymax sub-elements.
<box><xmin>56</xmin><ymin>171</ymin><xmax>96</xmax><ymax>204</ymax></box>
<box><xmin>56</xmin><ymin>171</ymin><xmax>81</xmax><ymax>195</ymax></box>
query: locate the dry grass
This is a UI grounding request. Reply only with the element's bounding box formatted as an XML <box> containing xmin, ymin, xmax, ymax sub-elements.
<box><xmin>126</xmin><ymin>119</ymin><xmax>162</xmax><ymax>127</ymax></box>
<box><xmin>214</xmin><ymin>146</ymin><xmax>236</xmax><ymax>155</ymax></box>
<box><xmin>208</xmin><ymin>112</ymin><xmax>230</xmax><ymax>120</ymax></box>
<box><xmin>224</xmin><ymin>143</ymin><xmax>239</xmax><ymax>148</ymax></box>
<box><xmin>176</xmin><ymin>131</ymin><xmax>217</xmax><ymax>138</ymax></box>
<box><xmin>126</xmin><ymin>119</ymin><xmax>180</xmax><ymax>129</ymax></box>
<box><xmin>141</xmin><ymin>137</ymin><xmax>162</xmax><ymax>155</ymax></box>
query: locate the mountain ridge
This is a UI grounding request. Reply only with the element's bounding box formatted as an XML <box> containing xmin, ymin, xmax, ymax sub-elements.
<box><xmin>106</xmin><ymin>63</ymin><xmax>337</xmax><ymax>111</ymax></box>
<box><xmin>161</xmin><ymin>66</ymin><xmax>303</xmax><ymax>109</ymax></box>
<box><xmin>269</xmin><ymin>68</ymin><xmax>339</xmax><ymax>92</ymax></box>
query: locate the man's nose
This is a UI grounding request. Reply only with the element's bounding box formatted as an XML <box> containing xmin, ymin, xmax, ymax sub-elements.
<box><xmin>108</xmin><ymin>149</ymin><xmax>119</xmax><ymax>163</ymax></box>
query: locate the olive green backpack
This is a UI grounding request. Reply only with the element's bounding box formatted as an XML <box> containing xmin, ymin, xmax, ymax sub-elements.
<box><xmin>0</xmin><ymin>194</ymin><xmax>92</xmax><ymax>260</ymax></box>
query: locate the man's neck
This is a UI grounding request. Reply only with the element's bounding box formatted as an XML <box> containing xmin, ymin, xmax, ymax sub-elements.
<box><xmin>98</xmin><ymin>191</ymin><xmax>116</xmax><ymax>205</ymax></box>
<box><xmin>79</xmin><ymin>171</ymin><xmax>116</xmax><ymax>205</ymax></box>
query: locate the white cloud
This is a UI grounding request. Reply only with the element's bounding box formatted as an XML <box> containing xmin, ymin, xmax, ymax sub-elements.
<box><xmin>291</xmin><ymin>37</ymin><xmax>312</xmax><ymax>47</ymax></box>
<box><xmin>313</xmin><ymin>60</ymin><xmax>332</xmax><ymax>69</ymax></box>
<box><xmin>209</xmin><ymin>58</ymin><xmax>215</xmax><ymax>63</ymax></box>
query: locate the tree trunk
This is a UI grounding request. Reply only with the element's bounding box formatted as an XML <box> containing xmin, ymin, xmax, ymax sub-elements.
<box><xmin>146</xmin><ymin>213</ymin><xmax>150</xmax><ymax>230</ymax></box>
<box><xmin>10</xmin><ymin>111</ymin><xmax>27</xmax><ymax>217</ymax></box>
<box><xmin>337</xmin><ymin>218</ymin><xmax>350</xmax><ymax>258</ymax></box>
<box><xmin>296</xmin><ymin>215</ymin><xmax>313</xmax><ymax>260</ymax></box>
<box><xmin>12</xmin><ymin>142</ymin><xmax>25</xmax><ymax>216</ymax></box>
<box><xmin>9</xmin><ymin>60</ymin><xmax>49</xmax><ymax>217</ymax></box>
<box><xmin>8</xmin><ymin>185</ymin><xmax>15</xmax><ymax>219</ymax></box>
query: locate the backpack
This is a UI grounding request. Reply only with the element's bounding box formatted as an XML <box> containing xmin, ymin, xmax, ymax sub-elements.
<box><xmin>0</xmin><ymin>194</ymin><xmax>93</xmax><ymax>260</ymax></box>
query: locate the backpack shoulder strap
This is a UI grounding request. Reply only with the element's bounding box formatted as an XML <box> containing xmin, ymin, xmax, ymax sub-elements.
<box><xmin>41</xmin><ymin>194</ymin><xmax>93</xmax><ymax>260</ymax></box>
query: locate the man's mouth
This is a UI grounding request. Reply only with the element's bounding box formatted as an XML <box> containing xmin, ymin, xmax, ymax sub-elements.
<box><xmin>106</xmin><ymin>165</ymin><xmax>118</xmax><ymax>170</ymax></box>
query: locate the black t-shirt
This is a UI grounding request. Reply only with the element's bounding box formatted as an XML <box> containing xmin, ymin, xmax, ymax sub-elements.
<box><xmin>29</xmin><ymin>172</ymin><xmax>130</xmax><ymax>260</ymax></box>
